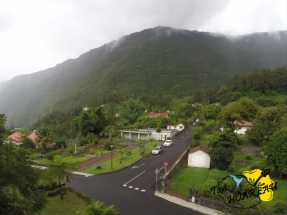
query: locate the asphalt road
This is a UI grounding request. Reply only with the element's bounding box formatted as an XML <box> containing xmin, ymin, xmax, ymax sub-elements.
<box><xmin>70</xmin><ymin>123</ymin><xmax>204</xmax><ymax>215</ymax></box>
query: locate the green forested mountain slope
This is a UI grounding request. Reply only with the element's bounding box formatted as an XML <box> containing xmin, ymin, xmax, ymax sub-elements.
<box><xmin>0</xmin><ymin>27</ymin><xmax>286</xmax><ymax>127</ymax></box>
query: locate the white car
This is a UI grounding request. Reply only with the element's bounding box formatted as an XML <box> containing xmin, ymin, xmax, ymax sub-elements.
<box><xmin>152</xmin><ymin>146</ymin><xmax>163</xmax><ymax>155</ymax></box>
<box><xmin>163</xmin><ymin>139</ymin><xmax>173</xmax><ymax>146</ymax></box>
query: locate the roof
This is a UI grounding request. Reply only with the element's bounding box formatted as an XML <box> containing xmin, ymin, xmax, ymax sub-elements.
<box><xmin>149</xmin><ymin>112</ymin><xmax>169</xmax><ymax>118</ymax></box>
<box><xmin>189</xmin><ymin>145</ymin><xmax>210</xmax><ymax>154</ymax></box>
<box><xmin>28</xmin><ymin>131</ymin><xmax>37</xmax><ymax>142</ymax></box>
<box><xmin>7</xmin><ymin>132</ymin><xmax>24</xmax><ymax>144</ymax></box>
<box><xmin>192</xmin><ymin>104</ymin><xmax>203</xmax><ymax>107</ymax></box>
<box><xmin>233</xmin><ymin>120</ymin><xmax>253</xmax><ymax>127</ymax></box>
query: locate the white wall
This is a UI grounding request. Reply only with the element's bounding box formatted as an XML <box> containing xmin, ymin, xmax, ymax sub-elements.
<box><xmin>188</xmin><ymin>150</ymin><xmax>210</xmax><ymax>168</ymax></box>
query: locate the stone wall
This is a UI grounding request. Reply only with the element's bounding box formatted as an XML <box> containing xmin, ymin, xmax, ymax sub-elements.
<box><xmin>232</xmin><ymin>159</ymin><xmax>252</xmax><ymax>166</ymax></box>
<box><xmin>236</xmin><ymin>146</ymin><xmax>264</xmax><ymax>158</ymax></box>
<box><xmin>194</xmin><ymin>196</ymin><xmax>280</xmax><ymax>215</ymax></box>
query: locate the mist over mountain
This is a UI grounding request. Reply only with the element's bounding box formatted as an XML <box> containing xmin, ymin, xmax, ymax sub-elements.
<box><xmin>0</xmin><ymin>27</ymin><xmax>286</xmax><ymax>127</ymax></box>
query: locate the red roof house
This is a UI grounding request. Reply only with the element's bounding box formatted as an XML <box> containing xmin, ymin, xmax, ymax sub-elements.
<box><xmin>149</xmin><ymin>112</ymin><xmax>169</xmax><ymax>118</ymax></box>
<box><xmin>7</xmin><ymin>132</ymin><xmax>24</xmax><ymax>145</ymax></box>
<box><xmin>28</xmin><ymin>130</ymin><xmax>37</xmax><ymax>143</ymax></box>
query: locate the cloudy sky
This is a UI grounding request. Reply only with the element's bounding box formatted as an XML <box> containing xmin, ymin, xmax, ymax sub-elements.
<box><xmin>0</xmin><ymin>0</ymin><xmax>286</xmax><ymax>82</ymax></box>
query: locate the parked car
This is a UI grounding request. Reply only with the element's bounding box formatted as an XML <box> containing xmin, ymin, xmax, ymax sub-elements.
<box><xmin>163</xmin><ymin>139</ymin><xmax>173</xmax><ymax>146</ymax></box>
<box><xmin>152</xmin><ymin>146</ymin><xmax>163</xmax><ymax>155</ymax></box>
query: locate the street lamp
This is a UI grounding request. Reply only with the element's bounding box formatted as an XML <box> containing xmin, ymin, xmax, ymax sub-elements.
<box><xmin>155</xmin><ymin>168</ymin><xmax>159</xmax><ymax>191</ymax></box>
<box><xmin>110</xmin><ymin>145</ymin><xmax>114</xmax><ymax>170</ymax></box>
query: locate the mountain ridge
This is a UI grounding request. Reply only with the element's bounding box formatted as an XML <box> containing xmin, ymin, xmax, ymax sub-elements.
<box><xmin>0</xmin><ymin>27</ymin><xmax>286</xmax><ymax>127</ymax></box>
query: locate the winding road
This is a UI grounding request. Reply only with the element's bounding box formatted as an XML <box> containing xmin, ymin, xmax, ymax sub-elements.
<box><xmin>70</xmin><ymin>122</ymin><xmax>204</xmax><ymax>215</ymax></box>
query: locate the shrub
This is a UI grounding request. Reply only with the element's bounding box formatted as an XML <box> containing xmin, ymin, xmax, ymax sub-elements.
<box><xmin>193</xmin><ymin>131</ymin><xmax>201</xmax><ymax>140</ymax></box>
<box><xmin>79</xmin><ymin>139</ymin><xmax>89</xmax><ymax>146</ymax></box>
<box><xmin>75</xmin><ymin>191</ymin><xmax>93</xmax><ymax>204</ymax></box>
<box><xmin>89</xmin><ymin>148</ymin><xmax>95</xmax><ymax>154</ymax></box>
<box><xmin>245</xmin><ymin>155</ymin><xmax>252</xmax><ymax>160</ymax></box>
<box><xmin>202</xmin><ymin>179</ymin><xmax>218</xmax><ymax>197</ymax></box>
<box><xmin>210</xmin><ymin>147</ymin><xmax>234</xmax><ymax>170</ymax></box>
<box><xmin>208</xmin><ymin>169</ymin><xmax>222</xmax><ymax>181</ymax></box>
<box><xmin>228</xmin><ymin>164</ymin><xmax>235</xmax><ymax>173</ymax></box>
<box><xmin>45</xmin><ymin>150</ymin><xmax>60</xmax><ymax>160</ymax></box>
<box><xmin>197</xmin><ymin>121</ymin><xmax>206</xmax><ymax>127</ymax></box>
<box><xmin>250</xmin><ymin>161</ymin><xmax>267</xmax><ymax>170</ymax></box>
<box><xmin>55</xmin><ymin>139</ymin><xmax>67</xmax><ymax>149</ymax></box>
<box><xmin>273</xmin><ymin>201</ymin><xmax>287</xmax><ymax>213</ymax></box>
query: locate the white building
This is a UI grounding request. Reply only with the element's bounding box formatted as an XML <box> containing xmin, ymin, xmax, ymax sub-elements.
<box><xmin>120</xmin><ymin>128</ymin><xmax>177</xmax><ymax>141</ymax></box>
<box><xmin>188</xmin><ymin>145</ymin><xmax>210</xmax><ymax>168</ymax></box>
<box><xmin>167</xmin><ymin>123</ymin><xmax>185</xmax><ymax>131</ymax></box>
<box><xmin>233</xmin><ymin>120</ymin><xmax>253</xmax><ymax>135</ymax></box>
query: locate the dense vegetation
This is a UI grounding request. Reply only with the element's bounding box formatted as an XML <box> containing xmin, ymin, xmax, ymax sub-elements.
<box><xmin>0</xmin><ymin>27</ymin><xmax>286</xmax><ymax>127</ymax></box>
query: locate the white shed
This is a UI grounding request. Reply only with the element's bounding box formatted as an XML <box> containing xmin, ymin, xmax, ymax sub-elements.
<box><xmin>188</xmin><ymin>145</ymin><xmax>210</xmax><ymax>168</ymax></box>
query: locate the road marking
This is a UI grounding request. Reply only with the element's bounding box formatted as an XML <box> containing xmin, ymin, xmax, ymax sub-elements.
<box><xmin>183</xmin><ymin>132</ymin><xmax>191</xmax><ymax>141</ymax></box>
<box><xmin>122</xmin><ymin>184</ymin><xmax>127</xmax><ymax>187</ymax></box>
<box><xmin>123</xmin><ymin>170</ymin><xmax>146</xmax><ymax>186</ymax></box>
<box><xmin>129</xmin><ymin>186</ymin><xmax>133</xmax><ymax>188</ymax></box>
<box><xmin>132</xmin><ymin>163</ymin><xmax>145</xmax><ymax>169</ymax></box>
<box><xmin>135</xmin><ymin>187</ymin><xmax>139</xmax><ymax>190</ymax></box>
<box><xmin>141</xmin><ymin>189</ymin><xmax>146</xmax><ymax>192</ymax></box>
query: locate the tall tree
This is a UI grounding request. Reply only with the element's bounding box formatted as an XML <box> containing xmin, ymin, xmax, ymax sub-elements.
<box><xmin>0</xmin><ymin>143</ymin><xmax>47</xmax><ymax>214</ymax></box>
<box><xmin>36</xmin><ymin>126</ymin><xmax>54</xmax><ymax>153</ymax></box>
<box><xmin>248</xmin><ymin>106</ymin><xmax>285</xmax><ymax>144</ymax></box>
<box><xmin>263</xmin><ymin>128</ymin><xmax>287</xmax><ymax>178</ymax></box>
<box><xmin>41</xmin><ymin>155</ymin><xmax>78</xmax><ymax>200</ymax></box>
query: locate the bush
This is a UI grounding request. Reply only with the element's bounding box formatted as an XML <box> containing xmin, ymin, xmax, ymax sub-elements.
<box><xmin>75</xmin><ymin>191</ymin><xmax>93</xmax><ymax>204</ymax></box>
<box><xmin>210</xmin><ymin>147</ymin><xmax>234</xmax><ymax>170</ymax></box>
<box><xmin>202</xmin><ymin>179</ymin><xmax>218</xmax><ymax>197</ymax></box>
<box><xmin>245</xmin><ymin>155</ymin><xmax>252</xmax><ymax>160</ymax></box>
<box><xmin>89</xmin><ymin>148</ymin><xmax>95</xmax><ymax>154</ymax></box>
<box><xmin>79</xmin><ymin>139</ymin><xmax>89</xmax><ymax>146</ymax></box>
<box><xmin>250</xmin><ymin>161</ymin><xmax>267</xmax><ymax>170</ymax></box>
<box><xmin>45</xmin><ymin>150</ymin><xmax>60</xmax><ymax>160</ymax></box>
<box><xmin>273</xmin><ymin>201</ymin><xmax>287</xmax><ymax>213</ymax></box>
<box><xmin>55</xmin><ymin>139</ymin><xmax>67</xmax><ymax>149</ymax></box>
<box><xmin>193</xmin><ymin>131</ymin><xmax>201</xmax><ymax>140</ymax></box>
<box><xmin>197</xmin><ymin>121</ymin><xmax>206</xmax><ymax>127</ymax></box>
<box><xmin>208</xmin><ymin>169</ymin><xmax>222</xmax><ymax>181</ymax></box>
<box><xmin>228</xmin><ymin>164</ymin><xmax>235</xmax><ymax>173</ymax></box>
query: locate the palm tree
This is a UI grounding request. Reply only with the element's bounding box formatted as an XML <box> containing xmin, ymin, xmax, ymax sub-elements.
<box><xmin>41</xmin><ymin>155</ymin><xmax>78</xmax><ymax>200</ymax></box>
<box><xmin>36</xmin><ymin>126</ymin><xmax>53</xmax><ymax>153</ymax></box>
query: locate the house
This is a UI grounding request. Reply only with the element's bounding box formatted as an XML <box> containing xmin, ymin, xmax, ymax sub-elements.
<box><xmin>120</xmin><ymin>128</ymin><xmax>176</xmax><ymax>141</ymax></box>
<box><xmin>167</xmin><ymin>123</ymin><xmax>185</xmax><ymax>131</ymax></box>
<box><xmin>148</xmin><ymin>112</ymin><xmax>169</xmax><ymax>118</ymax></box>
<box><xmin>27</xmin><ymin>130</ymin><xmax>37</xmax><ymax>143</ymax></box>
<box><xmin>188</xmin><ymin>145</ymin><xmax>210</xmax><ymax>168</ymax></box>
<box><xmin>233</xmin><ymin>120</ymin><xmax>253</xmax><ymax>135</ymax></box>
<box><xmin>6</xmin><ymin>132</ymin><xmax>24</xmax><ymax>146</ymax></box>
<box><xmin>192</xmin><ymin>104</ymin><xmax>203</xmax><ymax>108</ymax></box>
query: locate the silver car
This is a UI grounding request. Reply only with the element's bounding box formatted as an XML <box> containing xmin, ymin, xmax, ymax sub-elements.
<box><xmin>152</xmin><ymin>146</ymin><xmax>163</xmax><ymax>155</ymax></box>
<box><xmin>163</xmin><ymin>139</ymin><xmax>173</xmax><ymax>146</ymax></box>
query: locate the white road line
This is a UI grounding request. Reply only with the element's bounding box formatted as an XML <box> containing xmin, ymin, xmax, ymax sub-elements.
<box><xmin>122</xmin><ymin>184</ymin><xmax>127</xmax><ymax>187</ymax></box>
<box><xmin>123</xmin><ymin>170</ymin><xmax>146</xmax><ymax>186</ymax></box>
<box><xmin>183</xmin><ymin>132</ymin><xmax>191</xmax><ymax>141</ymax></box>
<box><xmin>129</xmin><ymin>186</ymin><xmax>133</xmax><ymax>188</ymax></box>
<box><xmin>135</xmin><ymin>187</ymin><xmax>139</xmax><ymax>190</ymax></box>
<box><xmin>141</xmin><ymin>189</ymin><xmax>146</xmax><ymax>192</ymax></box>
<box><xmin>159</xmin><ymin>166</ymin><xmax>164</xmax><ymax>171</ymax></box>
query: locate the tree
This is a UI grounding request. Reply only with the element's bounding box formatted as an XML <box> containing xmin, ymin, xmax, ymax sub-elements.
<box><xmin>263</xmin><ymin>128</ymin><xmax>287</xmax><ymax>178</ymax></box>
<box><xmin>0</xmin><ymin>144</ymin><xmax>47</xmax><ymax>214</ymax></box>
<box><xmin>219</xmin><ymin>98</ymin><xmax>259</xmax><ymax>129</ymax></box>
<box><xmin>36</xmin><ymin>126</ymin><xmax>54</xmax><ymax>153</ymax></box>
<box><xmin>210</xmin><ymin>147</ymin><xmax>234</xmax><ymax>170</ymax></box>
<box><xmin>41</xmin><ymin>155</ymin><xmax>78</xmax><ymax>200</ymax></box>
<box><xmin>248</xmin><ymin>106</ymin><xmax>285</xmax><ymax>145</ymax></box>
<box><xmin>0</xmin><ymin>114</ymin><xmax>6</xmax><ymax>145</ymax></box>
<box><xmin>76</xmin><ymin>200</ymin><xmax>121</xmax><ymax>215</ymax></box>
<box><xmin>71</xmin><ymin>107</ymin><xmax>107</xmax><ymax>137</ymax></box>
<box><xmin>201</xmin><ymin>105</ymin><xmax>222</xmax><ymax>120</ymax></box>
<box><xmin>208</xmin><ymin>129</ymin><xmax>239</xmax><ymax>149</ymax></box>
<box><xmin>21</xmin><ymin>137</ymin><xmax>36</xmax><ymax>149</ymax></box>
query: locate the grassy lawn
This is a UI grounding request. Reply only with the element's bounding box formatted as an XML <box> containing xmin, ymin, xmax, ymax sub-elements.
<box><xmin>33</xmin><ymin>192</ymin><xmax>89</xmax><ymax>215</ymax></box>
<box><xmin>83</xmin><ymin>142</ymin><xmax>157</xmax><ymax>174</ymax></box>
<box><xmin>168</xmin><ymin>166</ymin><xmax>286</xmax><ymax>212</ymax></box>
